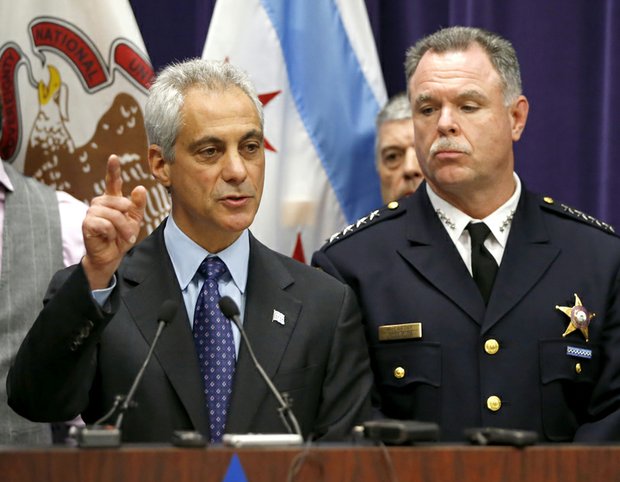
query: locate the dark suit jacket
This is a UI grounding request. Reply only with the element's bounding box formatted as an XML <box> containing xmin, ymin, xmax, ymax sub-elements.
<box><xmin>7</xmin><ymin>222</ymin><xmax>373</xmax><ymax>442</ymax></box>
<box><xmin>312</xmin><ymin>184</ymin><xmax>620</xmax><ymax>442</ymax></box>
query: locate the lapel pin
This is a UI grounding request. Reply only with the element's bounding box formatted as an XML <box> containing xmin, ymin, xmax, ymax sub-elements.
<box><xmin>556</xmin><ymin>293</ymin><xmax>595</xmax><ymax>342</ymax></box>
<box><xmin>272</xmin><ymin>309</ymin><xmax>285</xmax><ymax>325</ymax></box>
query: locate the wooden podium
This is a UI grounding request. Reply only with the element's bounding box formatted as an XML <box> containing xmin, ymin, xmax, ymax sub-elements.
<box><xmin>2</xmin><ymin>444</ymin><xmax>620</xmax><ymax>482</ymax></box>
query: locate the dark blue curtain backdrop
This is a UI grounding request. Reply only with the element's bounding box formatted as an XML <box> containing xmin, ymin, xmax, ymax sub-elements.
<box><xmin>130</xmin><ymin>0</ymin><xmax>620</xmax><ymax>231</ymax></box>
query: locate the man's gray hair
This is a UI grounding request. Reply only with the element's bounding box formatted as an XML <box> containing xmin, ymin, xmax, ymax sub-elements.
<box><xmin>376</xmin><ymin>92</ymin><xmax>411</xmax><ymax>128</ymax></box>
<box><xmin>375</xmin><ymin>92</ymin><xmax>412</xmax><ymax>164</ymax></box>
<box><xmin>145</xmin><ymin>58</ymin><xmax>264</xmax><ymax>162</ymax></box>
<box><xmin>405</xmin><ymin>26</ymin><xmax>522</xmax><ymax>104</ymax></box>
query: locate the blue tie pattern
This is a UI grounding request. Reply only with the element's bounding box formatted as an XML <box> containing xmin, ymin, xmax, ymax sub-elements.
<box><xmin>193</xmin><ymin>256</ymin><xmax>236</xmax><ymax>442</ymax></box>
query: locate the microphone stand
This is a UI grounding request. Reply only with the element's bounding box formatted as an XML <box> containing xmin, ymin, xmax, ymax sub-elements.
<box><xmin>77</xmin><ymin>301</ymin><xmax>176</xmax><ymax>447</ymax></box>
<box><xmin>219</xmin><ymin>296</ymin><xmax>303</xmax><ymax>446</ymax></box>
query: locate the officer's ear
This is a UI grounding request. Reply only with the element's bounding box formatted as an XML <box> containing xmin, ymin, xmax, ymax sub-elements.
<box><xmin>510</xmin><ymin>95</ymin><xmax>529</xmax><ymax>142</ymax></box>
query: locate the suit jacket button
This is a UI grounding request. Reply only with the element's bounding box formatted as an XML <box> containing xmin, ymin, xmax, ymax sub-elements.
<box><xmin>486</xmin><ymin>395</ymin><xmax>502</xmax><ymax>411</ymax></box>
<box><xmin>575</xmin><ymin>363</ymin><xmax>582</xmax><ymax>374</ymax></box>
<box><xmin>484</xmin><ymin>339</ymin><xmax>500</xmax><ymax>355</ymax></box>
<box><xmin>393</xmin><ymin>367</ymin><xmax>405</xmax><ymax>379</ymax></box>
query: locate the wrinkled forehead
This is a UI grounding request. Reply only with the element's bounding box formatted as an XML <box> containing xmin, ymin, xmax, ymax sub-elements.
<box><xmin>409</xmin><ymin>46</ymin><xmax>502</xmax><ymax>98</ymax></box>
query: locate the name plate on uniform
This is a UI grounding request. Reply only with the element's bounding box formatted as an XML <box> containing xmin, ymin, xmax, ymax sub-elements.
<box><xmin>378</xmin><ymin>323</ymin><xmax>422</xmax><ymax>341</ymax></box>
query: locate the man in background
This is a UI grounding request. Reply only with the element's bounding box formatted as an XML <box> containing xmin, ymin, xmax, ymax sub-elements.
<box><xmin>313</xmin><ymin>26</ymin><xmax>620</xmax><ymax>442</ymax></box>
<box><xmin>375</xmin><ymin>92</ymin><xmax>423</xmax><ymax>204</ymax></box>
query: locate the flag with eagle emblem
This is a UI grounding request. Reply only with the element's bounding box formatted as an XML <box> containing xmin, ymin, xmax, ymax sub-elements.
<box><xmin>0</xmin><ymin>0</ymin><xmax>170</xmax><ymax>238</ymax></box>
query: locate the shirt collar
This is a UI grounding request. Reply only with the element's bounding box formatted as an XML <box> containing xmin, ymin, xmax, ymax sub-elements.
<box><xmin>0</xmin><ymin>162</ymin><xmax>14</xmax><ymax>192</ymax></box>
<box><xmin>427</xmin><ymin>173</ymin><xmax>522</xmax><ymax>247</ymax></box>
<box><xmin>163</xmin><ymin>215</ymin><xmax>249</xmax><ymax>293</ymax></box>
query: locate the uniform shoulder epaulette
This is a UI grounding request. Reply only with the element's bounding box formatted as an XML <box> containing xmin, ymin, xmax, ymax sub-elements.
<box><xmin>540</xmin><ymin>196</ymin><xmax>616</xmax><ymax>235</ymax></box>
<box><xmin>322</xmin><ymin>200</ymin><xmax>405</xmax><ymax>249</ymax></box>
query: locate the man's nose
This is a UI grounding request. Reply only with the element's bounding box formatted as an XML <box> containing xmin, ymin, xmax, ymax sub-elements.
<box><xmin>222</xmin><ymin>149</ymin><xmax>248</xmax><ymax>183</ymax></box>
<box><xmin>437</xmin><ymin>107</ymin><xmax>460</xmax><ymax>136</ymax></box>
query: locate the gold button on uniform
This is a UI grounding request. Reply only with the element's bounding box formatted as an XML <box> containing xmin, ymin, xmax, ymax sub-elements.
<box><xmin>575</xmin><ymin>363</ymin><xmax>582</xmax><ymax>374</ymax></box>
<box><xmin>484</xmin><ymin>339</ymin><xmax>499</xmax><ymax>355</ymax></box>
<box><xmin>487</xmin><ymin>396</ymin><xmax>502</xmax><ymax>412</ymax></box>
<box><xmin>393</xmin><ymin>367</ymin><xmax>405</xmax><ymax>379</ymax></box>
<box><xmin>387</xmin><ymin>201</ymin><xmax>399</xmax><ymax>210</ymax></box>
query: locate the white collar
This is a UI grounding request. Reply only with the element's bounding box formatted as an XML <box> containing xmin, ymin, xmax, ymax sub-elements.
<box><xmin>427</xmin><ymin>173</ymin><xmax>521</xmax><ymax>248</ymax></box>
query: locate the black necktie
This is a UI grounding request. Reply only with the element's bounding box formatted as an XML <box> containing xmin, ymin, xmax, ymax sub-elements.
<box><xmin>467</xmin><ymin>222</ymin><xmax>498</xmax><ymax>304</ymax></box>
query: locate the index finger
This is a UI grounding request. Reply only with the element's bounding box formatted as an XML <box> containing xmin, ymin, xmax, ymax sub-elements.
<box><xmin>104</xmin><ymin>154</ymin><xmax>123</xmax><ymax>197</ymax></box>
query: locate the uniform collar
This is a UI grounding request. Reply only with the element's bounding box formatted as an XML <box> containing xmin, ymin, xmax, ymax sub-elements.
<box><xmin>163</xmin><ymin>215</ymin><xmax>249</xmax><ymax>293</ymax></box>
<box><xmin>427</xmin><ymin>173</ymin><xmax>522</xmax><ymax>247</ymax></box>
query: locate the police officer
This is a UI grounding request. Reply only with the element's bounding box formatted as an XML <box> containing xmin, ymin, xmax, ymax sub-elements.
<box><xmin>312</xmin><ymin>26</ymin><xmax>620</xmax><ymax>442</ymax></box>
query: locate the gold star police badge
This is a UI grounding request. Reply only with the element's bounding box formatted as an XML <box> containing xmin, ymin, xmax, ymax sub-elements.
<box><xmin>555</xmin><ymin>294</ymin><xmax>595</xmax><ymax>342</ymax></box>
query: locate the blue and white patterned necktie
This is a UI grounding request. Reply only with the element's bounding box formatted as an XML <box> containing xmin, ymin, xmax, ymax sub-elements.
<box><xmin>192</xmin><ymin>256</ymin><xmax>236</xmax><ymax>442</ymax></box>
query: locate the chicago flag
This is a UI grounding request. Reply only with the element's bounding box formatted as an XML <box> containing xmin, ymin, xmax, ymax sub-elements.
<box><xmin>203</xmin><ymin>0</ymin><xmax>387</xmax><ymax>260</ymax></box>
<box><xmin>0</xmin><ymin>0</ymin><xmax>170</xmax><ymax>238</ymax></box>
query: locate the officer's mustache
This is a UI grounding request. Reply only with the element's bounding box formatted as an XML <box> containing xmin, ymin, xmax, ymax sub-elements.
<box><xmin>430</xmin><ymin>139</ymin><xmax>472</xmax><ymax>157</ymax></box>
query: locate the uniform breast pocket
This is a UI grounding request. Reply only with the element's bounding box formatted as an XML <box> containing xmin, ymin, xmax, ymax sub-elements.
<box><xmin>372</xmin><ymin>342</ymin><xmax>441</xmax><ymax>422</ymax></box>
<box><xmin>539</xmin><ymin>339</ymin><xmax>598</xmax><ymax>441</ymax></box>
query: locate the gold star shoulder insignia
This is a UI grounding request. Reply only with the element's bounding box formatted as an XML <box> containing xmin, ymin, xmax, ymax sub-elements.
<box><xmin>555</xmin><ymin>293</ymin><xmax>595</xmax><ymax>342</ymax></box>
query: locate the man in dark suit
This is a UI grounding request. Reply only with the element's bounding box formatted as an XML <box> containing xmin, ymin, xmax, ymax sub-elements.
<box><xmin>313</xmin><ymin>26</ymin><xmax>620</xmax><ymax>442</ymax></box>
<box><xmin>7</xmin><ymin>59</ymin><xmax>372</xmax><ymax>443</ymax></box>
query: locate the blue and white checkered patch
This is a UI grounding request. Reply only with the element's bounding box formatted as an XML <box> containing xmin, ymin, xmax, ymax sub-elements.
<box><xmin>566</xmin><ymin>346</ymin><xmax>592</xmax><ymax>359</ymax></box>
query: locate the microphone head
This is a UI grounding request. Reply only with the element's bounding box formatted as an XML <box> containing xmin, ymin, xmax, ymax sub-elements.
<box><xmin>219</xmin><ymin>296</ymin><xmax>240</xmax><ymax>318</ymax></box>
<box><xmin>157</xmin><ymin>300</ymin><xmax>177</xmax><ymax>325</ymax></box>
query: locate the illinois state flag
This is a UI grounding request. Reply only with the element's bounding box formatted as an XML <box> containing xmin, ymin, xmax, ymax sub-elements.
<box><xmin>0</xmin><ymin>0</ymin><xmax>170</xmax><ymax>237</ymax></box>
<box><xmin>203</xmin><ymin>0</ymin><xmax>387</xmax><ymax>259</ymax></box>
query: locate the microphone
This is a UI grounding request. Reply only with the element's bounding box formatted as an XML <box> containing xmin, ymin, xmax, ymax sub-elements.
<box><xmin>218</xmin><ymin>296</ymin><xmax>303</xmax><ymax>443</ymax></box>
<box><xmin>77</xmin><ymin>299</ymin><xmax>177</xmax><ymax>448</ymax></box>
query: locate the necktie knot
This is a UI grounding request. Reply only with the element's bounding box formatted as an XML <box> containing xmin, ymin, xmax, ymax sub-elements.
<box><xmin>198</xmin><ymin>256</ymin><xmax>227</xmax><ymax>281</ymax></box>
<box><xmin>467</xmin><ymin>222</ymin><xmax>491</xmax><ymax>246</ymax></box>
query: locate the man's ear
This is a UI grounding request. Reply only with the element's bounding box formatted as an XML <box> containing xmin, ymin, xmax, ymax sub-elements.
<box><xmin>148</xmin><ymin>145</ymin><xmax>171</xmax><ymax>187</ymax></box>
<box><xmin>510</xmin><ymin>95</ymin><xmax>529</xmax><ymax>142</ymax></box>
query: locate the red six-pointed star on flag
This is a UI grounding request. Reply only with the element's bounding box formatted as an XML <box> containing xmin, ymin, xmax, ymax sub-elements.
<box><xmin>258</xmin><ymin>90</ymin><xmax>281</xmax><ymax>152</ymax></box>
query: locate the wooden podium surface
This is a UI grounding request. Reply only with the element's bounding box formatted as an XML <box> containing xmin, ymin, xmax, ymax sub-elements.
<box><xmin>2</xmin><ymin>444</ymin><xmax>620</xmax><ymax>482</ymax></box>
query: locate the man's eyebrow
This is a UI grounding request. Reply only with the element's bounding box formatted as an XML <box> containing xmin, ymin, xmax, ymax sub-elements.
<box><xmin>456</xmin><ymin>89</ymin><xmax>489</xmax><ymax>103</ymax></box>
<box><xmin>187</xmin><ymin>129</ymin><xmax>264</xmax><ymax>151</ymax></box>
<box><xmin>240</xmin><ymin>129</ymin><xmax>264</xmax><ymax>142</ymax></box>
<box><xmin>187</xmin><ymin>135</ymin><xmax>222</xmax><ymax>152</ymax></box>
<box><xmin>413</xmin><ymin>93</ymin><xmax>433</xmax><ymax>107</ymax></box>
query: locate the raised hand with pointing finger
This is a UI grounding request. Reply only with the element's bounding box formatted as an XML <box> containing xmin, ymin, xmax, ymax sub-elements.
<box><xmin>82</xmin><ymin>154</ymin><xmax>146</xmax><ymax>290</ymax></box>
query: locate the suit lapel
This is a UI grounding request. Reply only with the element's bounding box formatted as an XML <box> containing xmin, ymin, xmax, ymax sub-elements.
<box><xmin>226</xmin><ymin>235</ymin><xmax>301</xmax><ymax>434</ymax></box>
<box><xmin>121</xmin><ymin>222</ymin><xmax>210</xmax><ymax>435</ymax></box>
<box><xmin>482</xmin><ymin>191</ymin><xmax>560</xmax><ymax>333</ymax></box>
<box><xmin>397</xmin><ymin>189</ymin><xmax>486</xmax><ymax>323</ymax></box>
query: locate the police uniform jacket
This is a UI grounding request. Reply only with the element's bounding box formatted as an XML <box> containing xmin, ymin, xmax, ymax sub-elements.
<box><xmin>312</xmin><ymin>183</ymin><xmax>620</xmax><ymax>442</ymax></box>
